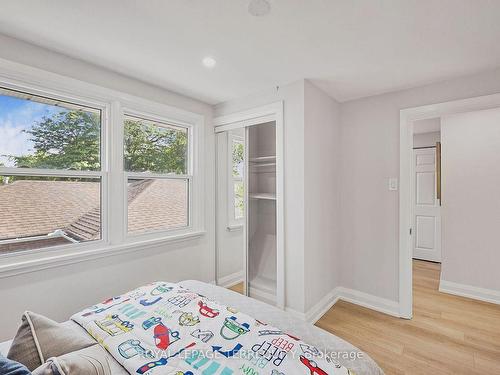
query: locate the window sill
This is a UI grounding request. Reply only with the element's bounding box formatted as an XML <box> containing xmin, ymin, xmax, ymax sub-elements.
<box><xmin>0</xmin><ymin>230</ymin><xmax>206</xmax><ymax>279</ymax></box>
<box><xmin>226</xmin><ymin>224</ymin><xmax>244</xmax><ymax>232</ymax></box>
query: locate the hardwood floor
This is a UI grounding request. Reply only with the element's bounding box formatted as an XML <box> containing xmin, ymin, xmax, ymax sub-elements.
<box><xmin>228</xmin><ymin>282</ymin><xmax>244</xmax><ymax>295</ymax></box>
<box><xmin>315</xmin><ymin>260</ymin><xmax>500</xmax><ymax>374</ymax></box>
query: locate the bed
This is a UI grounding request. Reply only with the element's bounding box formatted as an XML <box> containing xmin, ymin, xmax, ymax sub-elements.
<box><xmin>1</xmin><ymin>280</ymin><xmax>383</xmax><ymax>374</ymax></box>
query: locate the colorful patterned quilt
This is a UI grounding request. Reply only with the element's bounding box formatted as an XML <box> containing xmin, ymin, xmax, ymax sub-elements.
<box><xmin>72</xmin><ymin>282</ymin><xmax>354</xmax><ymax>375</ymax></box>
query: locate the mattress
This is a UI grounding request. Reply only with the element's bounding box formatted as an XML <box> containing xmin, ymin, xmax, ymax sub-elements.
<box><xmin>1</xmin><ymin>280</ymin><xmax>383</xmax><ymax>374</ymax></box>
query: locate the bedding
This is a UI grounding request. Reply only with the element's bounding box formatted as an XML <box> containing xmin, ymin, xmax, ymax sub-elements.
<box><xmin>1</xmin><ymin>280</ymin><xmax>382</xmax><ymax>375</ymax></box>
<box><xmin>71</xmin><ymin>281</ymin><xmax>361</xmax><ymax>375</ymax></box>
<box><xmin>178</xmin><ymin>281</ymin><xmax>382</xmax><ymax>375</ymax></box>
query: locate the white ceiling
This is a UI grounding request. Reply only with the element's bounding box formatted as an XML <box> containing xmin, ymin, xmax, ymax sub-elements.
<box><xmin>1</xmin><ymin>1</ymin><xmax>500</xmax><ymax>105</ymax></box>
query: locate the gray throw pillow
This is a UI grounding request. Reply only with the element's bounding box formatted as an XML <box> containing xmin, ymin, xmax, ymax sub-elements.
<box><xmin>7</xmin><ymin>311</ymin><xmax>95</xmax><ymax>371</ymax></box>
<box><xmin>32</xmin><ymin>345</ymin><xmax>111</xmax><ymax>375</ymax></box>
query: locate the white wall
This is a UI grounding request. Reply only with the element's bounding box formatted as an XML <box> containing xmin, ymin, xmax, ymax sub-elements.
<box><xmin>304</xmin><ymin>81</ymin><xmax>341</xmax><ymax>311</ymax></box>
<box><xmin>215</xmin><ymin>80</ymin><xmax>307</xmax><ymax>313</ymax></box>
<box><xmin>440</xmin><ymin>108</ymin><xmax>500</xmax><ymax>292</ymax></box>
<box><xmin>413</xmin><ymin>131</ymin><xmax>441</xmax><ymax>148</ymax></box>
<box><xmin>0</xmin><ymin>34</ymin><xmax>215</xmax><ymax>341</ymax></box>
<box><xmin>339</xmin><ymin>67</ymin><xmax>500</xmax><ymax>302</ymax></box>
<box><xmin>413</xmin><ymin>117</ymin><xmax>441</xmax><ymax>134</ymax></box>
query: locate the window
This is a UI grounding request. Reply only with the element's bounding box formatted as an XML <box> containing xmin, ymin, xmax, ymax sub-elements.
<box><xmin>124</xmin><ymin>114</ymin><xmax>190</xmax><ymax>235</ymax></box>
<box><xmin>0</xmin><ymin>87</ymin><xmax>103</xmax><ymax>253</ymax></box>
<box><xmin>228</xmin><ymin>134</ymin><xmax>244</xmax><ymax>226</ymax></box>
<box><xmin>0</xmin><ymin>70</ymin><xmax>203</xmax><ymax>261</ymax></box>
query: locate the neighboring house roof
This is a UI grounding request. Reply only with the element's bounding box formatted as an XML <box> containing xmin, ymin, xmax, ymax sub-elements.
<box><xmin>0</xmin><ymin>180</ymin><xmax>99</xmax><ymax>241</ymax></box>
<box><xmin>128</xmin><ymin>179</ymin><xmax>188</xmax><ymax>234</ymax></box>
<box><xmin>0</xmin><ymin>178</ymin><xmax>187</xmax><ymax>247</ymax></box>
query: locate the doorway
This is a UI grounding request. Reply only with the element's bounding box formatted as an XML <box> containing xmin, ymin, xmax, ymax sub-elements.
<box><xmin>399</xmin><ymin>93</ymin><xmax>500</xmax><ymax>319</ymax></box>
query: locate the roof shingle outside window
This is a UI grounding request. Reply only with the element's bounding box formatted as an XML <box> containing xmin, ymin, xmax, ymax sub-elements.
<box><xmin>0</xmin><ymin>179</ymin><xmax>187</xmax><ymax>253</ymax></box>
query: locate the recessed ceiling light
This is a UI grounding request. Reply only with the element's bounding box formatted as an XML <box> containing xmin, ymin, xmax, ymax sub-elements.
<box><xmin>248</xmin><ymin>0</ymin><xmax>271</xmax><ymax>17</ymax></box>
<box><xmin>202</xmin><ymin>56</ymin><xmax>216</xmax><ymax>69</ymax></box>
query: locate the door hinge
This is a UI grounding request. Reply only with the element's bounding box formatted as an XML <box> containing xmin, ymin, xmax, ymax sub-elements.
<box><xmin>409</xmin><ymin>228</ymin><xmax>412</xmax><ymax>235</ymax></box>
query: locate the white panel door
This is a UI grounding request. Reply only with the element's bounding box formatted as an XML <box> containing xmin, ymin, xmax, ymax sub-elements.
<box><xmin>413</xmin><ymin>148</ymin><xmax>441</xmax><ymax>262</ymax></box>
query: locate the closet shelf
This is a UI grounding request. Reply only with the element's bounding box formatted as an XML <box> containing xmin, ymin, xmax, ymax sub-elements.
<box><xmin>250</xmin><ymin>162</ymin><xmax>276</xmax><ymax>168</ymax></box>
<box><xmin>249</xmin><ymin>193</ymin><xmax>276</xmax><ymax>200</ymax></box>
<box><xmin>249</xmin><ymin>155</ymin><xmax>276</xmax><ymax>163</ymax></box>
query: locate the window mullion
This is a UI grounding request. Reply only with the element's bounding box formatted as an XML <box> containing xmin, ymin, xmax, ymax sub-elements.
<box><xmin>107</xmin><ymin>101</ymin><xmax>126</xmax><ymax>245</ymax></box>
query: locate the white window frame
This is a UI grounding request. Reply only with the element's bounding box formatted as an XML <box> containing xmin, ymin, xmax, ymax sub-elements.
<box><xmin>0</xmin><ymin>79</ymin><xmax>110</xmax><ymax>253</ymax></box>
<box><xmin>227</xmin><ymin>133</ymin><xmax>244</xmax><ymax>228</ymax></box>
<box><xmin>122</xmin><ymin>109</ymin><xmax>195</xmax><ymax>240</ymax></box>
<box><xmin>0</xmin><ymin>58</ymin><xmax>205</xmax><ymax>278</ymax></box>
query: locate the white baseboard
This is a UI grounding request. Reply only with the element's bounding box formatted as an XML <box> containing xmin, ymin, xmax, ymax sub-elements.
<box><xmin>285</xmin><ymin>289</ymin><xmax>340</xmax><ymax>322</ymax></box>
<box><xmin>336</xmin><ymin>287</ymin><xmax>400</xmax><ymax>318</ymax></box>
<box><xmin>286</xmin><ymin>287</ymin><xmax>399</xmax><ymax>324</ymax></box>
<box><xmin>305</xmin><ymin>289</ymin><xmax>341</xmax><ymax>323</ymax></box>
<box><xmin>439</xmin><ymin>279</ymin><xmax>500</xmax><ymax>305</ymax></box>
<box><xmin>217</xmin><ymin>270</ymin><xmax>244</xmax><ymax>288</ymax></box>
<box><xmin>216</xmin><ymin>273</ymin><xmax>401</xmax><ymax>321</ymax></box>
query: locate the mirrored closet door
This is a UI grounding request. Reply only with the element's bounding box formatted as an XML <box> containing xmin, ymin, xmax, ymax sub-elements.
<box><xmin>215</xmin><ymin>119</ymin><xmax>281</xmax><ymax>307</ymax></box>
<box><xmin>216</xmin><ymin>128</ymin><xmax>247</xmax><ymax>296</ymax></box>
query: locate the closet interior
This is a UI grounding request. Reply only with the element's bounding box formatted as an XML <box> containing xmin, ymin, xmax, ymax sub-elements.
<box><xmin>215</xmin><ymin>119</ymin><xmax>280</xmax><ymax>306</ymax></box>
<box><xmin>247</xmin><ymin>122</ymin><xmax>277</xmax><ymax>304</ymax></box>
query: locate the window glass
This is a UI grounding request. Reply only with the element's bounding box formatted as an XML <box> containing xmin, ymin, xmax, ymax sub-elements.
<box><xmin>0</xmin><ymin>176</ymin><xmax>101</xmax><ymax>253</ymax></box>
<box><xmin>0</xmin><ymin>88</ymin><xmax>101</xmax><ymax>171</ymax></box>
<box><xmin>232</xmin><ymin>139</ymin><xmax>244</xmax><ymax>178</ymax></box>
<box><xmin>127</xmin><ymin>178</ymin><xmax>189</xmax><ymax>234</ymax></box>
<box><xmin>234</xmin><ymin>181</ymin><xmax>244</xmax><ymax>220</ymax></box>
<box><xmin>229</xmin><ymin>136</ymin><xmax>244</xmax><ymax>223</ymax></box>
<box><xmin>124</xmin><ymin>115</ymin><xmax>188</xmax><ymax>174</ymax></box>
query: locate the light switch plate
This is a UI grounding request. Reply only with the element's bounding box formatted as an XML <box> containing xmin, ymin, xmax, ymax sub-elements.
<box><xmin>389</xmin><ymin>178</ymin><xmax>398</xmax><ymax>191</ymax></box>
